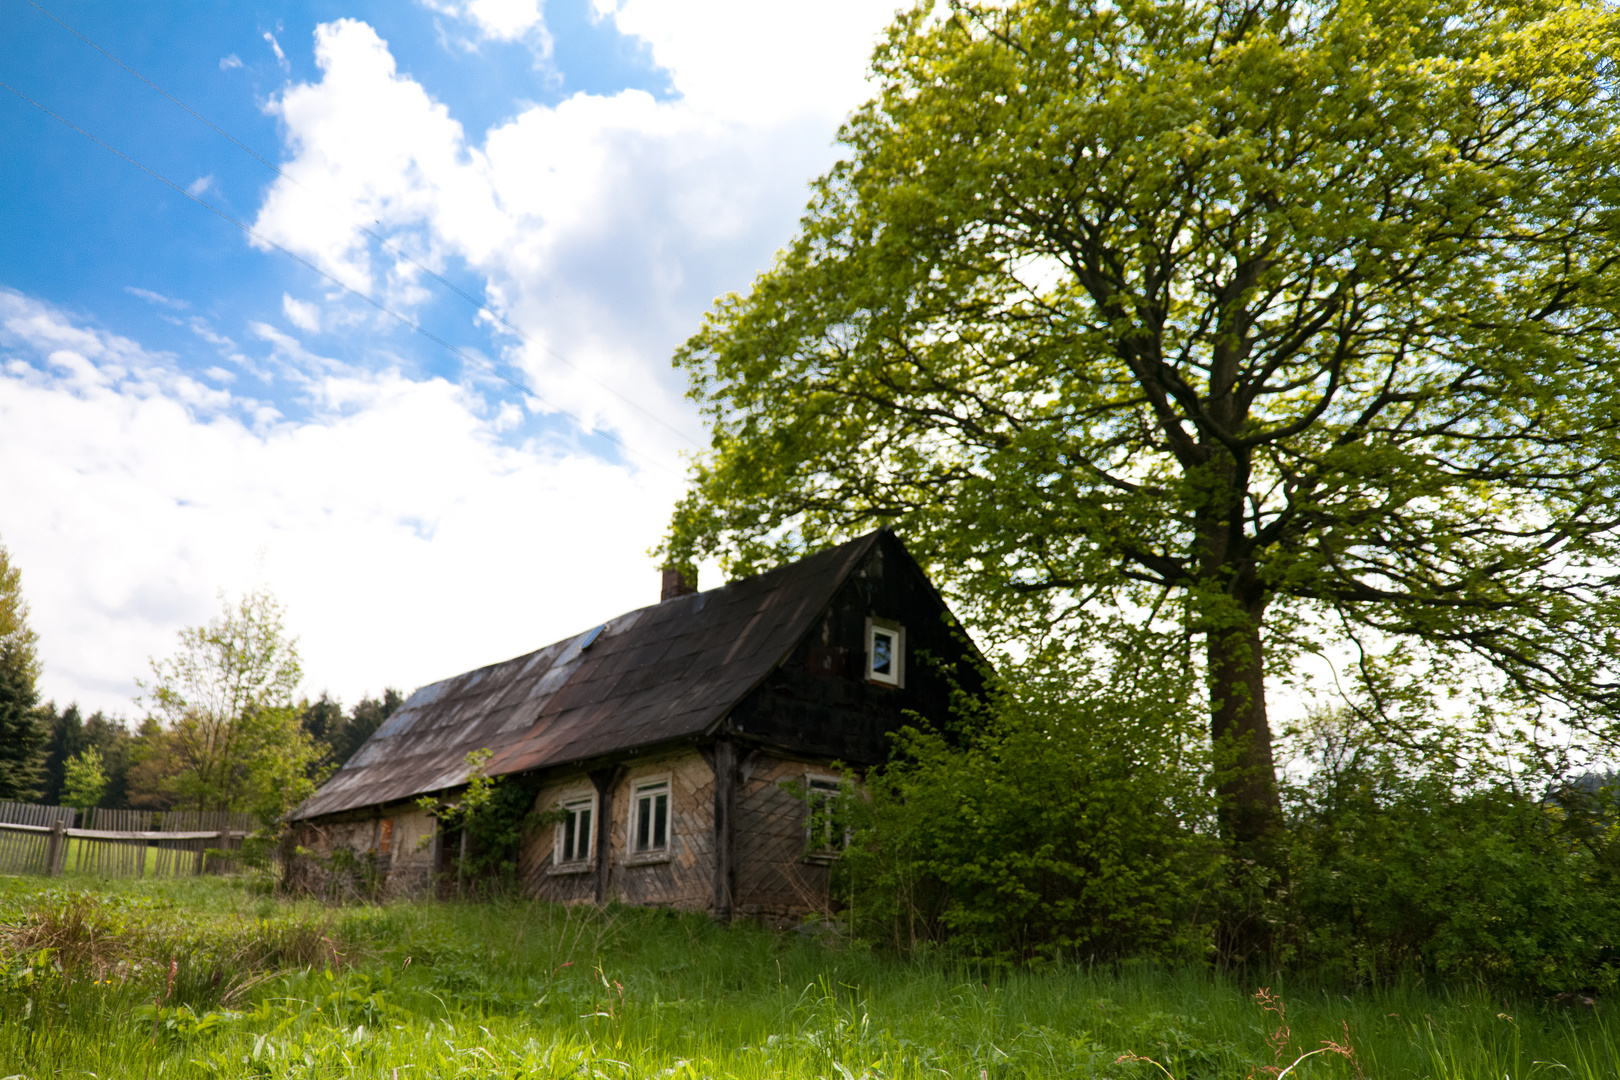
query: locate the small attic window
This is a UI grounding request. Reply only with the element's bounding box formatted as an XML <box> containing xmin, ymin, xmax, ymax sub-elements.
<box><xmin>577</xmin><ymin>624</ymin><xmax>605</xmax><ymax>650</ymax></box>
<box><xmin>865</xmin><ymin>617</ymin><xmax>904</xmax><ymax>687</ymax></box>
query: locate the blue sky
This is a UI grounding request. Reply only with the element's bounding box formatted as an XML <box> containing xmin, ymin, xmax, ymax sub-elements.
<box><xmin>0</xmin><ymin>0</ymin><xmax>895</xmax><ymax>714</ymax></box>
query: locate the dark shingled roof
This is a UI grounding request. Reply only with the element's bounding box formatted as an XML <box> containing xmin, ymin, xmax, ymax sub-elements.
<box><xmin>290</xmin><ymin>531</ymin><xmax>884</xmax><ymax>820</ymax></box>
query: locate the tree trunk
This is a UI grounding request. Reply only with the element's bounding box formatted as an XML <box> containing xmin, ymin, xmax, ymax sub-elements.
<box><xmin>1206</xmin><ymin>613</ymin><xmax>1283</xmax><ymax>862</ymax></box>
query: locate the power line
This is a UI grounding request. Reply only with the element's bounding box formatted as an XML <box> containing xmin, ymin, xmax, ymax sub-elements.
<box><xmin>19</xmin><ymin>0</ymin><xmax>701</xmax><ymax>450</ymax></box>
<box><xmin>0</xmin><ymin>77</ymin><xmax>683</xmax><ymax>479</ymax></box>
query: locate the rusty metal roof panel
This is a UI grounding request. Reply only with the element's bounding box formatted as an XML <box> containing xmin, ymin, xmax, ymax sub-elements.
<box><xmin>290</xmin><ymin>531</ymin><xmax>882</xmax><ymax>820</ymax></box>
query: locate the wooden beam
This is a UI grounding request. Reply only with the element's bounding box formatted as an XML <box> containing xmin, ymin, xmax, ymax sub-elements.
<box><xmin>44</xmin><ymin>818</ymin><xmax>65</xmax><ymax>878</ymax></box>
<box><xmin>712</xmin><ymin>739</ymin><xmax>736</xmax><ymax>922</ymax></box>
<box><xmin>589</xmin><ymin>765</ymin><xmax>621</xmax><ymax>905</ymax></box>
<box><xmin>0</xmin><ymin>822</ymin><xmax>250</xmax><ymax>841</ymax></box>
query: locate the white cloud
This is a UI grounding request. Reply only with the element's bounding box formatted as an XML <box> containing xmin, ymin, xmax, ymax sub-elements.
<box><xmin>0</xmin><ymin>289</ymin><xmax>686</xmax><ymax>716</ymax></box>
<box><xmin>422</xmin><ymin>0</ymin><xmax>546</xmax><ymax>42</ymax></box>
<box><xmin>186</xmin><ymin>174</ymin><xmax>217</xmax><ymax>197</ymax></box>
<box><xmin>263</xmin><ymin>31</ymin><xmax>290</xmax><ymax>70</ymax></box>
<box><xmin>250</xmin><ymin>10</ymin><xmax>895</xmax><ymax>457</ymax></box>
<box><xmin>593</xmin><ymin>0</ymin><xmax>895</xmax><ymax>124</ymax></box>
<box><xmin>219</xmin><ymin>54</ymin><xmax>244</xmax><ymax>71</ymax></box>
<box><xmin>0</xmin><ymin>8</ymin><xmax>897</xmax><ymax>716</ymax></box>
<box><xmin>126</xmin><ymin>287</ymin><xmax>188</xmax><ymax>310</ymax></box>
<box><xmin>283</xmin><ymin>293</ymin><xmax>321</xmax><ymax>333</ymax></box>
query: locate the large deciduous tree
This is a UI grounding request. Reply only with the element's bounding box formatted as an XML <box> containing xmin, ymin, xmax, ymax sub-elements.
<box><xmin>137</xmin><ymin>588</ymin><xmax>319</xmax><ymax>824</ymax></box>
<box><xmin>665</xmin><ymin>0</ymin><xmax>1620</xmax><ymax>857</ymax></box>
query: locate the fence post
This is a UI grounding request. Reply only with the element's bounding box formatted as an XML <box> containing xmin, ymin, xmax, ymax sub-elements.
<box><xmin>45</xmin><ymin>818</ymin><xmax>65</xmax><ymax>877</ymax></box>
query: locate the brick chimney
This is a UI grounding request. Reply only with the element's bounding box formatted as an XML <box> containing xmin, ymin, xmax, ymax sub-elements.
<box><xmin>661</xmin><ymin>566</ymin><xmax>697</xmax><ymax>602</ymax></box>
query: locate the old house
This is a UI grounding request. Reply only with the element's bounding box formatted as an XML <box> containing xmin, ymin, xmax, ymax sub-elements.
<box><xmin>286</xmin><ymin>529</ymin><xmax>982</xmax><ymax>919</ymax></box>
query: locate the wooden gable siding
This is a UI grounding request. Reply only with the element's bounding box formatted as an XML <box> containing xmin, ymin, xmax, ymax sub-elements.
<box><xmin>725</xmin><ymin>532</ymin><xmax>980</xmax><ymax>766</ymax></box>
<box><xmin>521</xmin><ymin>748</ymin><xmax>716</xmax><ymax>909</ymax></box>
<box><xmin>732</xmin><ymin>751</ymin><xmax>834</xmax><ymax>920</ymax></box>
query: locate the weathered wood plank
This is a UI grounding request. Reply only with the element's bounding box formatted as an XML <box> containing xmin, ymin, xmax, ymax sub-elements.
<box><xmin>712</xmin><ymin>739</ymin><xmax>736</xmax><ymax>920</ymax></box>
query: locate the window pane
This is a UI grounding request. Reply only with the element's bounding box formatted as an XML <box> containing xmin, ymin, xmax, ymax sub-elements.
<box><xmin>653</xmin><ymin>793</ymin><xmax>668</xmax><ymax>849</ymax></box>
<box><xmin>577</xmin><ymin>808</ymin><xmax>591</xmax><ymax>860</ymax></box>
<box><xmin>872</xmin><ymin>631</ymin><xmax>892</xmax><ymax>675</ymax></box>
<box><xmin>563</xmin><ymin>810</ymin><xmax>577</xmax><ymax>861</ymax></box>
<box><xmin>636</xmin><ymin>796</ymin><xmax>651</xmax><ymax>852</ymax></box>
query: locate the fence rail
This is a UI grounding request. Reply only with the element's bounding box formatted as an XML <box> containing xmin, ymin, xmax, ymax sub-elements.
<box><xmin>0</xmin><ymin>802</ymin><xmax>258</xmax><ymax>878</ymax></box>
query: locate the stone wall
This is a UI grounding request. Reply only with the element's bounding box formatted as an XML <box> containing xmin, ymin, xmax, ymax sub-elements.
<box><xmin>283</xmin><ymin>803</ymin><xmax>436</xmax><ymax>899</ymax></box>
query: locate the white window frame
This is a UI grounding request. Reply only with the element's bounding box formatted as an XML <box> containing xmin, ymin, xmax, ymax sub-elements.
<box><xmin>804</xmin><ymin>772</ymin><xmax>849</xmax><ymax>863</ymax></box>
<box><xmin>865</xmin><ymin>617</ymin><xmax>905</xmax><ymax>687</ymax></box>
<box><xmin>625</xmin><ymin>773</ymin><xmax>673</xmax><ymax>864</ymax></box>
<box><xmin>550</xmin><ymin>789</ymin><xmax>597</xmax><ymax>873</ymax></box>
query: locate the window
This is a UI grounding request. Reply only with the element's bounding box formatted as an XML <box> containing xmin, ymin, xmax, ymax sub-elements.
<box><xmin>554</xmin><ymin>792</ymin><xmax>596</xmax><ymax>867</ymax></box>
<box><xmin>805</xmin><ymin>775</ymin><xmax>849</xmax><ymax>860</ymax></box>
<box><xmin>865</xmin><ymin>617</ymin><xmax>905</xmax><ymax>687</ymax></box>
<box><xmin>628</xmin><ymin>776</ymin><xmax>671</xmax><ymax>859</ymax></box>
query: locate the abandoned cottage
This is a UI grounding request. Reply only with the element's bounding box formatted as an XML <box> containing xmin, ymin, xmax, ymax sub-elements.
<box><xmin>286</xmin><ymin>529</ymin><xmax>982</xmax><ymax>919</ymax></box>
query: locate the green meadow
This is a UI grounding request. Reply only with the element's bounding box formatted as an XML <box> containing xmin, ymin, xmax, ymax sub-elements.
<box><xmin>0</xmin><ymin>873</ymin><xmax>1614</xmax><ymax>1079</ymax></box>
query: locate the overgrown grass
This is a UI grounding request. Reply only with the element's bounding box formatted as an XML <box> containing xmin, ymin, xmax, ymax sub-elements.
<box><xmin>1</xmin><ymin>873</ymin><xmax>1614</xmax><ymax>1078</ymax></box>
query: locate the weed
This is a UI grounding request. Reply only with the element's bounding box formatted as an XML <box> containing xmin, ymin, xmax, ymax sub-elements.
<box><xmin>1</xmin><ymin>876</ymin><xmax>1616</xmax><ymax>1078</ymax></box>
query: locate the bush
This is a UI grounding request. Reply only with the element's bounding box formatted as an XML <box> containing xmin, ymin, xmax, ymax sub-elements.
<box><xmin>839</xmin><ymin>644</ymin><xmax>1223</xmax><ymax>965</ymax></box>
<box><xmin>837</xmin><ymin>648</ymin><xmax>1620</xmax><ymax>991</ymax></box>
<box><xmin>1283</xmin><ymin>737</ymin><xmax>1620</xmax><ymax>995</ymax></box>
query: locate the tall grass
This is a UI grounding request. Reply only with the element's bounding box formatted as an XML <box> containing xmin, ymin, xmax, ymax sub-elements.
<box><xmin>0</xmin><ymin>873</ymin><xmax>1612</xmax><ymax>1078</ymax></box>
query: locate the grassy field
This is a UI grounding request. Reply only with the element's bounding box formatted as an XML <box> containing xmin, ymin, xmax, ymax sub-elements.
<box><xmin>0</xmin><ymin>872</ymin><xmax>1614</xmax><ymax>1079</ymax></box>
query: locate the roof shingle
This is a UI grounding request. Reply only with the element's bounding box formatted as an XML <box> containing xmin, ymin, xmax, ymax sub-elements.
<box><xmin>291</xmin><ymin>532</ymin><xmax>882</xmax><ymax>820</ymax></box>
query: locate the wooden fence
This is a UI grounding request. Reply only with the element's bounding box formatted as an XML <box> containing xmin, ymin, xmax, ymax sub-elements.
<box><xmin>0</xmin><ymin>801</ymin><xmax>257</xmax><ymax>878</ymax></box>
<box><xmin>0</xmin><ymin>800</ymin><xmax>76</xmax><ymax>877</ymax></box>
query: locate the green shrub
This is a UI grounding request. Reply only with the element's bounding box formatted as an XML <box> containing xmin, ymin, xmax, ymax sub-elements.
<box><xmin>839</xmin><ymin>645</ymin><xmax>1222</xmax><ymax>965</ymax></box>
<box><xmin>1284</xmin><ymin>749</ymin><xmax>1620</xmax><ymax>995</ymax></box>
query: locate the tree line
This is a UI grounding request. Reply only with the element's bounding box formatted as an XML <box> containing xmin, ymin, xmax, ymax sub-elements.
<box><xmin>0</xmin><ymin>538</ymin><xmax>400</xmax><ymax>822</ymax></box>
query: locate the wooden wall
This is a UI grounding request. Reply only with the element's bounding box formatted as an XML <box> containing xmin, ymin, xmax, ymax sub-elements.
<box><xmin>726</xmin><ymin>531</ymin><xmax>983</xmax><ymax>766</ymax></box>
<box><xmin>518</xmin><ymin>770</ymin><xmax>600</xmax><ymax>904</ymax></box>
<box><xmin>519</xmin><ymin>748</ymin><xmax>716</xmax><ymax>910</ymax></box>
<box><xmin>733</xmin><ymin>751</ymin><xmax>834</xmax><ymax>922</ymax></box>
<box><xmin>300</xmin><ymin>749</ymin><xmax>842</xmax><ymax>920</ymax></box>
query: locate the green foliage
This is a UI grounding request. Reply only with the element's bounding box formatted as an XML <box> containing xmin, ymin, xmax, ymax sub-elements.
<box><xmin>38</xmin><ymin>702</ymin><xmax>135</xmax><ymax>808</ymax></box>
<box><xmin>136</xmin><ymin>588</ymin><xmax>319</xmax><ymax>824</ymax></box>
<box><xmin>1</xmin><ymin>876</ymin><xmax>1618</xmax><ymax>1079</ymax></box>
<box><xmin>842</xmin><ymin>639</ymin><xmax>1221</xmax><ymax>965</ymax></box>
<box><xmin>418</xmin><ymin>749</ymin><xmax>547</xmax><ymax>889</ymax></box>
<box><xmin>336</xmin><ymin>689</ymin><xmax>403</xmax><ymax>767</ymax></box>
<box><xmin>0</xmin><ymin>642</ymin><xmax>42</xmax><ymax>802</ymax></box>
<box><xmin>0</xmin><ymin>533</ymin><xmax>40</xmax><ymax>686</ymax></box>
<box><xmin>299</xmin><ymin>689</ymin><xmax>405</xmax><ymax>775</ymax></box>
<box><xmin>1281</xmin><ymin>717</ymin><xmax>1620</xmax><ymax>996</ymax></box>
<box><xmin>665</xmin><ymin>0</ymin><xmax>1620</xmax><ymax>853</ymax></box>
<box><xmin>0</xmin><ymin>535</ymin><xmax>42</xmax><ymax>801</ymax></box>
<box><xmin>834</xmin><ymin>635</ymin><xmax>1620</xmax><ymax>983</ymax></box>
<box><xmin>61</xmin><ymin>746</ymin><xmax>108</xmax><ymax>811</ymax></box>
